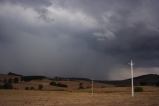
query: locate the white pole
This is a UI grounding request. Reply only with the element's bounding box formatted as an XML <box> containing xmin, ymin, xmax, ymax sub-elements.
<box><xmin>130</xmin><ymin>59</ymin><xmax>134</xmax><ymax>97</ymax></box>
<box><xmin>91</xmin><ymin>79</ymin><xmax>94</xmax><ymax>96</ymax></box>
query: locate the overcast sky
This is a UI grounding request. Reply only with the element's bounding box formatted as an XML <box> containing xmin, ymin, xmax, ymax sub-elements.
<box><xmin>0</xmin><ymin>0</ymin><xmax>159</xmax><ymax>80</ymax></box>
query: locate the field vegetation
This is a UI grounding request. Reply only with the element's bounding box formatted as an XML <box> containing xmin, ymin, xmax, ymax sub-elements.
<box><xmin>0</xmin><ymin>86</ymin><xmax>159</xmax><ymax>106</ymax></box>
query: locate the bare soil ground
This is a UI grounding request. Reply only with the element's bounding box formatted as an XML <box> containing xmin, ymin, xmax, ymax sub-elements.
<box><xmin>0</xmin><ymin>87</ymin><xmax>159</xmax><ymax>106</ymax></box>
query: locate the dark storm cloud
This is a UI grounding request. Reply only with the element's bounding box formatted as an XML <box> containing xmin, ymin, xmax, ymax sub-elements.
<box><xmin>0</xmin><ymin>0</ymin><xmax>159</xmax><ymax>80</ymax></box>
<box><xmin>0</xmin><ymin>0</ymin><xmax>52</xmax><ymax>7</ymax></box>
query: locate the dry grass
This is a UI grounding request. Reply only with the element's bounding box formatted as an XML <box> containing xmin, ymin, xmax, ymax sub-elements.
<box><xmin>0</xmin><ymin>87</ymin><xmax>159</xmax><ymax>106</ymax></box>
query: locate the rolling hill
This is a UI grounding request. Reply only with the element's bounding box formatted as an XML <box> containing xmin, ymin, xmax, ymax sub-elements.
<box><xmin>100</xmin><ymin>74</ymin><xmax>159</xmax><ymax>86</ymax></box>
<box><xmin>0</xmin><ymin>72</ymin><xmax>159</xmax><ymax>90</ymax></box>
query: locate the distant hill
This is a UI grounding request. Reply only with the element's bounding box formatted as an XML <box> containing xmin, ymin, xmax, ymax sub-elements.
<box><xmin>22</xmin><ymin>76</ymin><xmax>47</xmax><ymax>81</ymax></box>
<box><xmin>100</xmin><ymin>74</ymin><xmax>159</xmax><ymax>86</ymax></box>
<box><xmin>51</xmin><ymin>76</ymin><xmax>91</xmax><ymax>81</ymax></box>
<box><xmin>125</xmin><ymin>74</ymin><xmax>159</xmax><ymax>86</ymax></box>
<box><xmin>20</xmin><ymin>73</ymin><xmax>159</xmax><ymax>87</ymax></box>
<box><xmin>1</xmin><ymin>72</ymin><xmax>159</xmax><ymax>89</ymax></box>
<box><xmin>7</xmin><ymin>72</ymin><xmax>23</xmax><ymax>77</ymax></box>
<box><xmin>22</xmin><ymin>76</ymin><xmax>91</xmax><ymax>82</ymax></box>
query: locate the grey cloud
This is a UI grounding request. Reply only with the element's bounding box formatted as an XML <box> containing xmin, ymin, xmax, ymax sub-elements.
<box><xmin>0</xmin><ymin>0</ymin><xmax>159</xmax><ymax>80</ymax></box>
<box><xmin>0</xmin><ymin>0</ymin><xmax>52</xmax><ymax>7</ymax></box>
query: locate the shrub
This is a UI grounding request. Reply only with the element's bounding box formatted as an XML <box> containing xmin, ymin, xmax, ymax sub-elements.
<box><xmin>50</xmin><ymin>81</ymin><xmax>67</xmax><ymax>88</ymax></box>
<box><xmin>134</xmin><ymin>87</ymin><xmax>143</xmax><ymax>92</ymax></box>
<box><xmin>156</xmin><ymin>81</ymin><xmax>159</xmax><ymax>87</ymax></box>
<box><xmin>3</xmin><ymin>82</ymin><xmax>13</xmax><ymax>89</ymax></box>
<box><xmin>3</xmin><ymin>79</ymin><xmax>7</xmax><ymax>83</ymax></box>
<box><xmin>0</xmin><ymin>85</ymin><xmax>3</xmax><ymax>89</ymax></box>
<box><xmin>38</xmin><ymin>84</ymin><xmax>43</xmax><ymax>90</ymax></box>
<box><xmin>30</xmin><ymin>86</ymin><xmax>34</xmax><ymax>90</ymax></box>
<box><xmin>14</xmin><ymin>78</ymin><xmax>19</xmax><ymax>83</ymax></box>
<box><xmin>8</xmin><ymin>78</ymin><xmax>12</xmax><ymax>83</ymax></box>
<box><xmin>56</xmin><ymin>83</ymin><xmax>67</xmax><ymax>88</ymax></box>
<box><xmin>79</xmin><ymin>83</ymin><xmax>84</xmax><ymax>89</ymax></box>
<box><xmin>25</xmin><ymin>87</ymin><xmax>29</xmax><ymax>90</ymax></box>
<box><xmin>50</xmin><ymin>81</ymin><xmax>57</xmax><ymax>86</ymax></box>
<box><xmin>140</xmin><ymin>82</ymin><xmax>147</xmax><ymax>86</ymax></box>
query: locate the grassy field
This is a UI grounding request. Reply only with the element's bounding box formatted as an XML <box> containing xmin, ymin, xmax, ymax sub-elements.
<box><xmin>0</xmin><ymin>87</ymin><xmax>159</xmax><ymax>106</ymax></box>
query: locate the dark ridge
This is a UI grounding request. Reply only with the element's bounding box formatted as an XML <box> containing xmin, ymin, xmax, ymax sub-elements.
<box><xmin>51</xmin><ymin>76</ymin><xmax>91</xmax><ymax>81</ymax></box>
<box><xmin>22</xmin><ymin>76</ymin><xmax>47</xmax><ymax>81</ymax></box>
<box><xmin>3</xmin><ymin>72</ymin><xmax>159</xmax><ymax>86</ymax></box>
<box><xmin>7</xmin><ymin>72</ymin><xmax>23</xmax><ymax>76</ymax></box>
<box><xmin>98</xmin><ymin>74</ymin><xmax>159</xmax><ymax>86</ymax></box>
<box><xmin>124</xmin><ymin>74</ymin><xmax>159</xmax><ymax>86</ymax></box>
